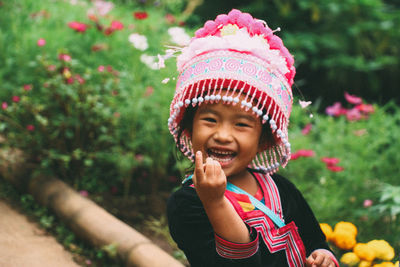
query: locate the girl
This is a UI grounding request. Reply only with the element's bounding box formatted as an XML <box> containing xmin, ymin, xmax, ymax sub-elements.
<box><xmin>167</xmin><ymin>9</ymin><xmax>339</xmax><ymax>267</ymax></box>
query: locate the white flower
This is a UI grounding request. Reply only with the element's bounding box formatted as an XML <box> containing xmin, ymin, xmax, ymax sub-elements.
<box><xmin>140</xmin><ymin>54</ymin><xmax>158</xmax><ymax>70</ymax></box>
<box><xmin>161</xmin><ymin>78</ymin><xmax>170</xmax><ymax>84</ymax></box>
<box><xmin>157</xmin><ymin>54</ymin><xmax>165</xmax><ymax>69</ymax></box>
<box><xmin>168</xmin><ymin>27</ymin><xmax>191</xmax><ymax>46</ymax></box>
<box><xmin>299</xmin><ymin>100</ymin><xmax>312</xmax><ymax>109</ymax></box>
<box><xmin>129</xmin><ymin>33</ymin><xmax>149</xmax><ymax>51</ymax></box>
<box><xmin>87</xmin><ymin>0</ymin><xmax>113</xmax><ymax>16</ymax></box>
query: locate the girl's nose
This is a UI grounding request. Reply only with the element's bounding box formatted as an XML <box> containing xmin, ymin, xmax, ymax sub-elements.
<box><xmin>213</xmin><ymin>125</ymin><xmax>233</xmax><ymax>143</ymax></box>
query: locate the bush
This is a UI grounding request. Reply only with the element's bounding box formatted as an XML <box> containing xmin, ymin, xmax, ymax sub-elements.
<box><xmin>0</xmin><ymin>0</ymin><xmax>185</xmax><ymax>193</ymax></box>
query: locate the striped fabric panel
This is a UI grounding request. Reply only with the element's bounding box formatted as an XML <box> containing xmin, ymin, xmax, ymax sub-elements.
<box><xmin>214</xmin><ymin>231</ymin><xmax>259</xmax><ymax>259</ymax></box>
<box><xmin>246</xmin><ymin>217</ymin><xmax>305</xmax><ymax>267</ymax></box>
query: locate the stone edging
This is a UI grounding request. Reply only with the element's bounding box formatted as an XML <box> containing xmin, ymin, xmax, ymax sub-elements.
<box><xmin>0</xmin><ymin>149</ymin><xmax>184</xmax><ymax>267</ymax></box>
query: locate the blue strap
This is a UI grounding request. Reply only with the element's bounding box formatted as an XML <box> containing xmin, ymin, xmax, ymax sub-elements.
<box><xmin>226</xmin><ymin>183</ymin><xmax>285</xmax><ymax>228</ymax></box>
<box><xmin>182</xmin><ymin>175</ymin><xmax>285</xmax><ymax>228</ymax></box>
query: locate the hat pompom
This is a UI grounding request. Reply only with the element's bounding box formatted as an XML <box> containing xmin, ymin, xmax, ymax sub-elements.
<box><xmin>227</xmin><ymin>9</ymin><xmax>242</xmax><ymax>24</ymax></box>
<box><xmin>203</xmin><ymin>20</ymin><xmax>218</xmax><ymax>35</ymax></box>
<box><xmin>269</xmin><ymin>35</ymin><xmax>284</xmax><ymax>50</ymax></box>
<box><xmin>236</xmin><ymin>12</ymin><xmax>253</xmax><ymax>28</ymax></box>
<box><xmin>195</xmin><ymin>28</ymin><xmax>206</xmax><ymax>38</ymax></box>
<box><xmin>215</xmin><ymin>14</ymin><xmax>229</xmax><ymax>26</ymax></box>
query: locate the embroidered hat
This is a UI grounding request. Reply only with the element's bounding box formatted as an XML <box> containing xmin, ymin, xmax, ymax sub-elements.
<box><xmin>168</xmin><ymin>9</ymin><xmax>295</xmax><ymax>174</ymax></box>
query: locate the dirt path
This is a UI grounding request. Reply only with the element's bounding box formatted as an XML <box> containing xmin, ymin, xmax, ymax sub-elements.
<box><xmin>0</xmin><ymin>199</ymin><xmax>80</xmax><ymax>267</ymax></box>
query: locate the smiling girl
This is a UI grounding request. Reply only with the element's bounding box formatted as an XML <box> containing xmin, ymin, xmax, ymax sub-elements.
<box><xmin>166</xmin><ymin>9</ymin><xmax>339</xmax><ymax>267</ymax></box>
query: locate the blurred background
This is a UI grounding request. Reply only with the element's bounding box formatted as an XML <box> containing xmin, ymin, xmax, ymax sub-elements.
<box><xmin>0</xmin><ymin>0</ymin><xmax>399</xmax><ymax>266</ymax></box>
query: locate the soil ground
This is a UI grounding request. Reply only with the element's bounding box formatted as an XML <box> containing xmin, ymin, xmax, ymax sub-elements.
<box><xmin>0</xmin><ymin>198</ymin><xmax>80</xmax><ymax>267</ymax></box>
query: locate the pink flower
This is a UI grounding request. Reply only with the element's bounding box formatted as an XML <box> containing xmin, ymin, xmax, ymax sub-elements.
<box><xmin>68</xmin><ymin>21</ymin><xmax>88</xmax><ymax>32</ymax></box>
<box><xmin>74</xmin><ymin>74</ymin><xmax>85</xmax><ymax>84</ymax></box>
<box><xmin>12</xmin><ymin>96</ymin><xmax>20</xmax><ymax>103</ymax></box>
<box><xmin>133</xmin><ymin>11</ymin><xmax>148</xmax><ymax>20</ymax></box>
<box><xmin>110</xmin><ymin>186</ymin><xmax>118</xmax><ymax>195</ymax></box>
<box><xmin>58</xmin><ymin>53</ymin><xmax>71</xmax><ymax>62</ymax></box>
<box><xmin>363</xmin><ymin>199</ymin><xmax>373</xmax><ymax>207</ymax></box>
<box><xmin>356</xmin><ymin>103</ymin><xmax>374</xmax><ymax>114</ymax></box>
<box><xmin>37</xmin><ymin>38</ymin><xmax>46</xmax><ymax>46</ymax></box>
<box><xmin>47</xmin><ymin>65</ymin><xmax>56</xmax><ymax>72</ymax></box>
<box><xmin>346</xmin><ymin>107</ymin><xmax>362</xmax><ymax>121</ymax></box>
<box><xmin>135</xmin><ymin>154</ymin><xmax>144</xmax><ymax>162</ymax></box>
<box><xmin>321</xmin><ymin>157</ymin><xmax>340</xmax><ymax>166</ymax></box>
<box><xmin>165</xmin><ymin>13</ymin><xmax>176</xmax><ymax>24</ymax></box>
<box><xmin>2</xmin><ymin>102</ymin><xmax>8</xmax><ymax>110</ymax></box>
<box><xmin>291</xmin><ymin>149</ymin><xmax>315</xmax><ymax>160</ymax></box>
<box><xmin>110</xmin><ymin>20</ymin><xmax>124</xmax><ymax>30</ymax></box>
<box><xmin>144</xmin><ymin>86</ymin><xmax>154</xmax><ymax>97</ymax></box>
<box><xmin>23</xmin><ymin>84</ymin><xmax>33</xmax><ymax>91</ymax></box>
<box><xmin>91</xmin><ymin>43</ymin><xmax>108</xmax><ymax>51</ymax></box>
<box><xmin>66</xmin><ymin>77</ymin><xmax>74</xmax><ymax>84</ymax></box>
<box><xmin>325</xmin><ymin>102</ymin><xmax>347</xmax><ymax>117</ymax></box>
<box><xmin>344</xmin><ymin>91</ymin><xmax>363</xmax><ymax>105</ymax></box>
<box><xmin>26</xmin><ymin>124</ymin><xmax>35</xmax><ymax>131</ymax></box>
<box><xmin>98</xmin><ymin>65</ymin><xmax>105</xmax><ymax>72</ymax></box>
<box><xmin>79</xmin><ymin>190</ymin><xmax>89</xmax><ymax>197</ymax></box>
<box><xmin>326</xmin><ymin>165</ymin><xmax>344</xmax><ymax>172</ymax></box>
<box><xmin>301</xmin><ymin>123</ymin><xmax>312</xmax><ymax>135</ymax></box>
<box><xmin>113</xmin><ymin>112</ymin><xmax>120</xmax><ymax>118</ymax></box>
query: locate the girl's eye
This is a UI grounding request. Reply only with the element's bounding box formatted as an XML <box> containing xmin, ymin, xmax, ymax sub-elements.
<box><xmin>236</xmin><ymin>122</ymin><xmax>251</xmax><ymax>127</ymax></box>
<box><xmin>202</xmin><ymin>117</ymin><xmax>216</xmax><ymax>123</ymax></box>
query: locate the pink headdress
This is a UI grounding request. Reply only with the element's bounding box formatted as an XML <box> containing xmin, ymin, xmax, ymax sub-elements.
<box><xmin>168</xmin><ymin>9</ymin><xmax>295</xmax><ymax>174</ymax></box>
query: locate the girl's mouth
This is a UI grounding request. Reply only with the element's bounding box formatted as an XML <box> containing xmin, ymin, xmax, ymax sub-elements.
<box><xmin>207</xmin><ymin>148</ymin><xmax>236</xmax><ymax>165</ymax></box>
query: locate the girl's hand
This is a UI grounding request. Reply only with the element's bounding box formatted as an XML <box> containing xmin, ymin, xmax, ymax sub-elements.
<box><xmin>306</xmin><ymin>249</ymin><xmax>337</xmax><ymax>267</ymax></box>
<box><xmin>193</xmin><ymin>151</ymin><xmax>227</xmax><ymax>206</ymax></box>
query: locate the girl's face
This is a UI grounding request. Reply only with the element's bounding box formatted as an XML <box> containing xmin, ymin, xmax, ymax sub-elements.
<box><xmin>191</xmin><ymin>93</ymin><xmax>263</xmax><ymax>180</ymax></box>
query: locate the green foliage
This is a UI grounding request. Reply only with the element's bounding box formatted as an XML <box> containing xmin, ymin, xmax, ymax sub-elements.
<box><xmin>0</xmin><ymin>0</ymin><xmax>182</xmax><ymax>192</ymax></box>
<box><xmin>280</xmin><ymin>100</ymin><xmax>400</xmax><ymax>252</ymax></box>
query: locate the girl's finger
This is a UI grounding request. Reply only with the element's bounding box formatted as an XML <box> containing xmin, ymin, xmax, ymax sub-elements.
<box><xmin>205</xmin><ymin>157</ymin><xmax>215</xmax><ymax>179</ymax></box>
<box><xmin>194</xmin><ymin>151</ymin><xmax>205</xmax><ymax>185</ymax></box>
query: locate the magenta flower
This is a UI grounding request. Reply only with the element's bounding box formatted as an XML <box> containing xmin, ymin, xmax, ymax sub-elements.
<box><xmin>346</xmin><ymin>107</ymin><xmax>362</xmax><ymax>121</ymax></box>
<box><xmin>110</xmin><ymin>20</ymin><xmax>124</xmax><ymax>30</ymax></box>
<box><xmin>2</xmin><ymin>102</ymin><xmax>8</xmax><ymax>110</ymax></box>
<box><xmin>321</xmin><ymin>157</ymin><xmax>340</xmax><ymax>166</ymax></box>
<box><xmin>23</xmin><ymin>84</ymin><xmax>33</xmax><ymax>91</ymax></box>
<box><xmin>301</xmin><ymin>123</ymin><xmax>312</xmax><ymax>135</ymax></box>
<box><xmin>144</xmin><ymin>86</ymin><xmax>154</xmax><ymax>97</ymax></box>
<box><xmin>363</xmin><ymin>199</ymin><xmax>373</xmax><ymax>207</ymax></box>
<box><xmin>356</xmin><ymin>103</ymin><xmax>374</xmax><ymax>114</ymax></box>
<box><xmin>79</xmin><ymin>190</ymin><xmax>89</xmax><ymax>197</ymax></box>
<box><xmin>37</xmin><ymin>38</ymin><xmax>46</xmax><ymax>46</ymax></box>
<box><xmin>12</xmin><ymin>96</ymin><xmax>20</xmax><ymax>103</ymax></box>
<box><xmin>110</xmin><ymin>186</ymin><xmax>118</xmax><ymax>195</ymax></box>
<box><xmin>291</xmin><ymin>149</ymin><xmax>315</xmax><ymax>160</ymax></box>
<box><xmin>344</xmin><ymin>91</ymin><xmax>363</xmax><ymax>105</ymax></box>
<box><xmin>74</xmin><ymin>74</ymin><xmax>85</xmax><ymax>84</ymax></box>
<box><xmin>165</xmin><ymin>13</ymin><xmax>176</xmax><ymax>24</ymax></box>
<box><xmin>26</xmin><ymin>124</ymin><xmax>35</xmax><ymax>131</ymax></box>
<box><xmin>135</xmin><ymin>154</ymin><xmax>144</xmax><ymax>162</ymax></box>
<box><xmin>58</xmin><ymin>53</ymin><xmax>71</xmax><ymax>62</ymax></box>
<box><xmin>325</xmin><ymin>102</ymin><xmax>347</xmax><ymax>117</ymax></box>
<box><xmin>326</xmin><ymin>165</ymin><xmax>344</xmax><ymax>172</ymax></box>
<box><xmin>68</xmin><ymin>21</ymin><xmax>88</xmax><ymax>32</ymax></box>
<box><xmin>98</xmin><ymin>65</ymin><xmax>105</xmax><ymax>72</ymax></box>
